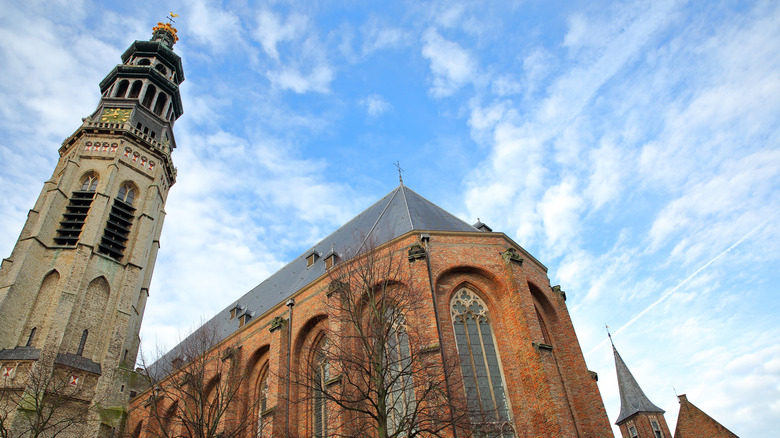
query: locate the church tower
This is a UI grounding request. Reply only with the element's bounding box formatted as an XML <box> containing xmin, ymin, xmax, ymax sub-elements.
<box><xmin>612</xmin><ymin>341</ymin><xmax>673</xmax><ymax>438</ymax></box>
<box><xmin>0</xmin><ymin>21</ymin><xmax>183</xmax><ymax>436</ymax></box>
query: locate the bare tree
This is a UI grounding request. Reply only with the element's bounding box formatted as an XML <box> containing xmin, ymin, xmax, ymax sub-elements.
<box><xmin>0</xmin><ymin>361</ymin><xmax>93</xmax><ymax>438</ymax></box>
<box><xmin>296</xmin><ymin>242</ymin><xmax>467</xmax><ymax>438</ymax></box>
<box><xmin>134</xmin><ymin>323</ymin><xmax>255</xmax><ymax>438</ymax></box>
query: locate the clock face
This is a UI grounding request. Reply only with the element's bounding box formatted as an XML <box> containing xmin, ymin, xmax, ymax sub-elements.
<box><xmin>100</xmin><ymin>108</ymin><xmax>131</xmax><ymax>123</ymax></box>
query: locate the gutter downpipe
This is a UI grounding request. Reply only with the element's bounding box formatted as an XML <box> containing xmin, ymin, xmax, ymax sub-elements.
<box><xmin>286</xmin><ymin>298</ymin><xmax>295</xmax><ymax>438</ymax></box>
<box><xmin>421</xmin><ymin>234</ymin><xmax>459</xmax><ymax>438</ymax></box>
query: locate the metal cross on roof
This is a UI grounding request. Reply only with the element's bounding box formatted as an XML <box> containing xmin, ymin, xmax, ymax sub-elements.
<box><xmin>394</xmin><ymin>161</ymin><xmax>404</xmax><ymax>185</ymax></box>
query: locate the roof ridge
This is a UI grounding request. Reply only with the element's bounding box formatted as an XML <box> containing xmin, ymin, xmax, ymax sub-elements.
<box><xmin>357</xmin><ymin>185</ymin><xmax>401</xmax><ymax>253</ymax></box>
<box><xmin>399</xmin><ymin>185</ymin><xmax>415</xmax><ymax>230</ymax></box>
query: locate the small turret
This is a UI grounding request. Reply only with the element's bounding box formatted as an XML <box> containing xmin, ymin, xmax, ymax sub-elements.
<box><xmin>611</xmin><ymin>336</ymin><xmax>672</xmax><ymax>438</ymax></box>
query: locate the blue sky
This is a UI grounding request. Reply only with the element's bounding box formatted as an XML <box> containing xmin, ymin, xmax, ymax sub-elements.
<box><xmin>1</xmin><ymin>0</ymin><xmax>779</xmax><ymax>436</ymax></box>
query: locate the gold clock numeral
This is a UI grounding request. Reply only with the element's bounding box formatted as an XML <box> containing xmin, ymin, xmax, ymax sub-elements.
<box><xmin>100</xmin><ymin>108</ymin><xmax>131</xmax><ymax>123</ymax></box>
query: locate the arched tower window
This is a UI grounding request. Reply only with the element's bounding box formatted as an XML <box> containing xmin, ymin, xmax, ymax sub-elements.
<box><xmin>54</xmin><ymin>174</ymin><xmax>98</xmax><ymax>246</ymax></box>
<box><xmin>153</xmin><ymin>92</ymin><xmax>168</xmax><ymax>116</ymax></box>
<box><xmin>128</xmin><ymin>80</ymin><xmax>142</xmax><ymax>99</ymax></box>
<box><xmin>155</xmin><ymin>63</ymin><xmax>168</xmax><ymax>76</ymax></box>
<box><xmin>114</xmin><ymin>80</ymin><xmax>129</xmax><ymax>98</ymax></box>
<box><xmin>312</xmin><ymin>337</ymin><xmax>329</xmax><ymax>438</ymax></box>
<box><xmin>450</xmin><ymin>288</ymin><xmax>513</xmax><ymax>437</ymax></box>
<box><xmin>99</xmin><ymin>183</ymin><xmax>136</xmax><ymax>260</ymax></box>
<box><xmin>142</xmin><ymin>84</ymin><xmax>156</xmax><ymax>108</ymax></box>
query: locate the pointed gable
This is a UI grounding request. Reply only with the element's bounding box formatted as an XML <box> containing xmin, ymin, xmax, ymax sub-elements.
<box><xmin>613</xmin><ymin>344</ymin><xmax>665</xmax><ymax>424</ymax></box>
<box><xmin>674</xmin><ymin>394</ymin><xmax>739</xmax><ymax>438</ymax></box>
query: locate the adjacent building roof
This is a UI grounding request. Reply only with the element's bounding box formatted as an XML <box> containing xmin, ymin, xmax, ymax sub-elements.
<box><xmin>154</xmin><ymin>184</ymin><xmax>479</xmax><ymax>370</ymax></box>
<box><xmin>613</xmin><ymin>344</ymin><xmax>665</xmax><ymax>424</ymax></box>
<box><xmin>674</xmin><ymin>394</ymin><xmax>739</xmax><ymax>438</ymax></box>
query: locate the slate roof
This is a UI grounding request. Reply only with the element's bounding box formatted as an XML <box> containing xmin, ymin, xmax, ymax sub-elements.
<box><xmin>153</xmin><ymin>185</ymin><xmax>478</xmax><ymax>371</ymax></box>
<box><xmin>613</xmin><ymin>344</ymin><xmax>665</xmax><ymax>424</ymax></box>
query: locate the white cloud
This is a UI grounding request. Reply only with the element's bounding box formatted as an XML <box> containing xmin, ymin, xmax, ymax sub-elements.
<box><xmin>539</xmin><ymin>179</ymin><xmax>585</xmax><ymax>250</ymax></box>
<box><xmin>360</xmin><ymin>18</ymin><xmax>406</xmax><ymax>56</ymax></box>
<box><xmin>267</xmin><ymin>65</ymin><xmax>333</xmax><ymax>94</ymax></box>
<box><xmin>186</xmin><ymin>0</ymin><xmax>242</xmax><ymax>53</ymax></box>
<box><xmin>421</xmin><ymin>28</ymin><xmax>475</xmax><ymax>97</ymax></box>
<box><xmin>254</xmin><ymin>9</ymin><xmax>308</xmax><ymax>60</ymax></box>
<box><xmin>360</xmin><ymin>94</ymin><xmax>392</xmax><ymax>117</ymax></box>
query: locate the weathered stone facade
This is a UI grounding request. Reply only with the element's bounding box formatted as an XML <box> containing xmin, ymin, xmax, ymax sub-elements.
<box><xmin>0</xmin><ymin>23</ymin><xmax>183</xmax><ymax>437</ymax></box>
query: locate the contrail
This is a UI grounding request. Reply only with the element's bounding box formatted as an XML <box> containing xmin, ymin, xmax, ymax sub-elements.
<box><xmin>586</xmin><ymin>216</ymin><xmax>773</xmax><ymax>358</ymax></box>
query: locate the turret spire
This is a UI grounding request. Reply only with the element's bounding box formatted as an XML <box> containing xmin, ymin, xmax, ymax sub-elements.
<box><xmin>612</xmin><ymin>341</ymin><xmax>665</xmax><ymax>424</ymax></box>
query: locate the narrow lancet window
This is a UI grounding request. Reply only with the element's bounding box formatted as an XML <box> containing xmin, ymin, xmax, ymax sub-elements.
<box><xmin>257</xmin><ymin>366</ymin><xmax>269</xmax><ymax>437</ymax></box>
<box><xmin>26</xmin><ymin>327</ymin><xmax>36</xmax><ymax>347</ymax></box>
<box><xmin>313</xmin><ymin>338</ymin><xmax>329</xmax><ymax>438</ymax></box>
<box><xmin>387</xmin><ymin>311</ymin><xmax>416</xmax><ymax>435</ymax></box>
<box><xmin>77</xmin><ymin>329</ymin><xmax>88</xmax><ymax>355</ymax></box>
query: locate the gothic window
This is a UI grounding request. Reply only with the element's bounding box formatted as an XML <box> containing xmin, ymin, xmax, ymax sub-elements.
<box><xmin>628</xmin><ymin>425</ymin><xmax>639</xmax><ymax>438</ymax></box>
<box><xmin>54</xmin><ymin>174</ymin><xmax>98</xmax><ymax>246</ymax></box>
<box><xmin>128</xmin><ymin>80</ymin><xmax>143</xmax><ymax>99</ymax></box>
<box><xmin>386</xmin><ymin>311</ymin><xmax>415</xmax><ymax>436</ymax></box>
<box><xmin>312</xmin><ymin>338</ymin><xmax>329</xmax><ymax>438</ymax></box>
<box><xmin>99</xmin><ymin>184</ymin><xmax>136</xmax><ymax>260</ymax></box>
<box><xmin>450</xmin><ymin>288</ymin><xmax>513</xmax><ymax>437</ymax></box>
<box><xmin>117</xmin><ymin>184</ymin><xmax>136</xmax><ymax>205</ymax></box>
<box><xmin>257</xmin><ymin>365</ymin><xmax>269</xmax><ymax>437</ymax></box>
<box><xmin>81</xmin><ymin>174</ymin><xmax>98</xmax><ymax>191</ymax></box>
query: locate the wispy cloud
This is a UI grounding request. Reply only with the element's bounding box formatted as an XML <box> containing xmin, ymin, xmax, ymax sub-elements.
<box><xmin>421</xmin><ymin>28</ymin><xmax>475</xmax><ymax>97</ymax></box>
<box><xmin>360</xmin><ymin>94</ymin><xmax>392</xmax><ymax>117</ymax></box>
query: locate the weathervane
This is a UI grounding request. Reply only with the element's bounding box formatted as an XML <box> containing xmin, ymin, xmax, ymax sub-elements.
<box><xmin>393</xmin><ymin>161</ymin><xmax>404</xmax><ymax>185</ymax></box>
<box><xmin>167</xmin><ymin>12</ymin><xmax>179</xmax><ymax>24</ymax></box>
<box><xmin>605</xmin><ymin>324</ymin><xmax>614</xmax><ymax>346</ymax></box>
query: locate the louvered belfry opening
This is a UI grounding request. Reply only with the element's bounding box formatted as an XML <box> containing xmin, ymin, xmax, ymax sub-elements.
<box><xmin>54</xmin><ymin>190</ymin><xmax>96</xmax><ymax>246</ymax></box>
<box><xmin>98</xmin><ymin>196</ymin><xmax>135</xmax><ymax>260</ymax></box>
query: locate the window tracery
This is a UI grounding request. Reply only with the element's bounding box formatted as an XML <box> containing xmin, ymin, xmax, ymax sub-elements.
<box><xmin>450</xmin><ymin>288</ymin><xmax>513</xmax><ymax>437</ymax></box>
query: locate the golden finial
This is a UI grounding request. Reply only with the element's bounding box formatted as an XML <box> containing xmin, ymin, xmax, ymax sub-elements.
<box><xmin>152</xmin><ymin>13</ymin><xmax>180</xmax><ymax>45</ymax></box>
